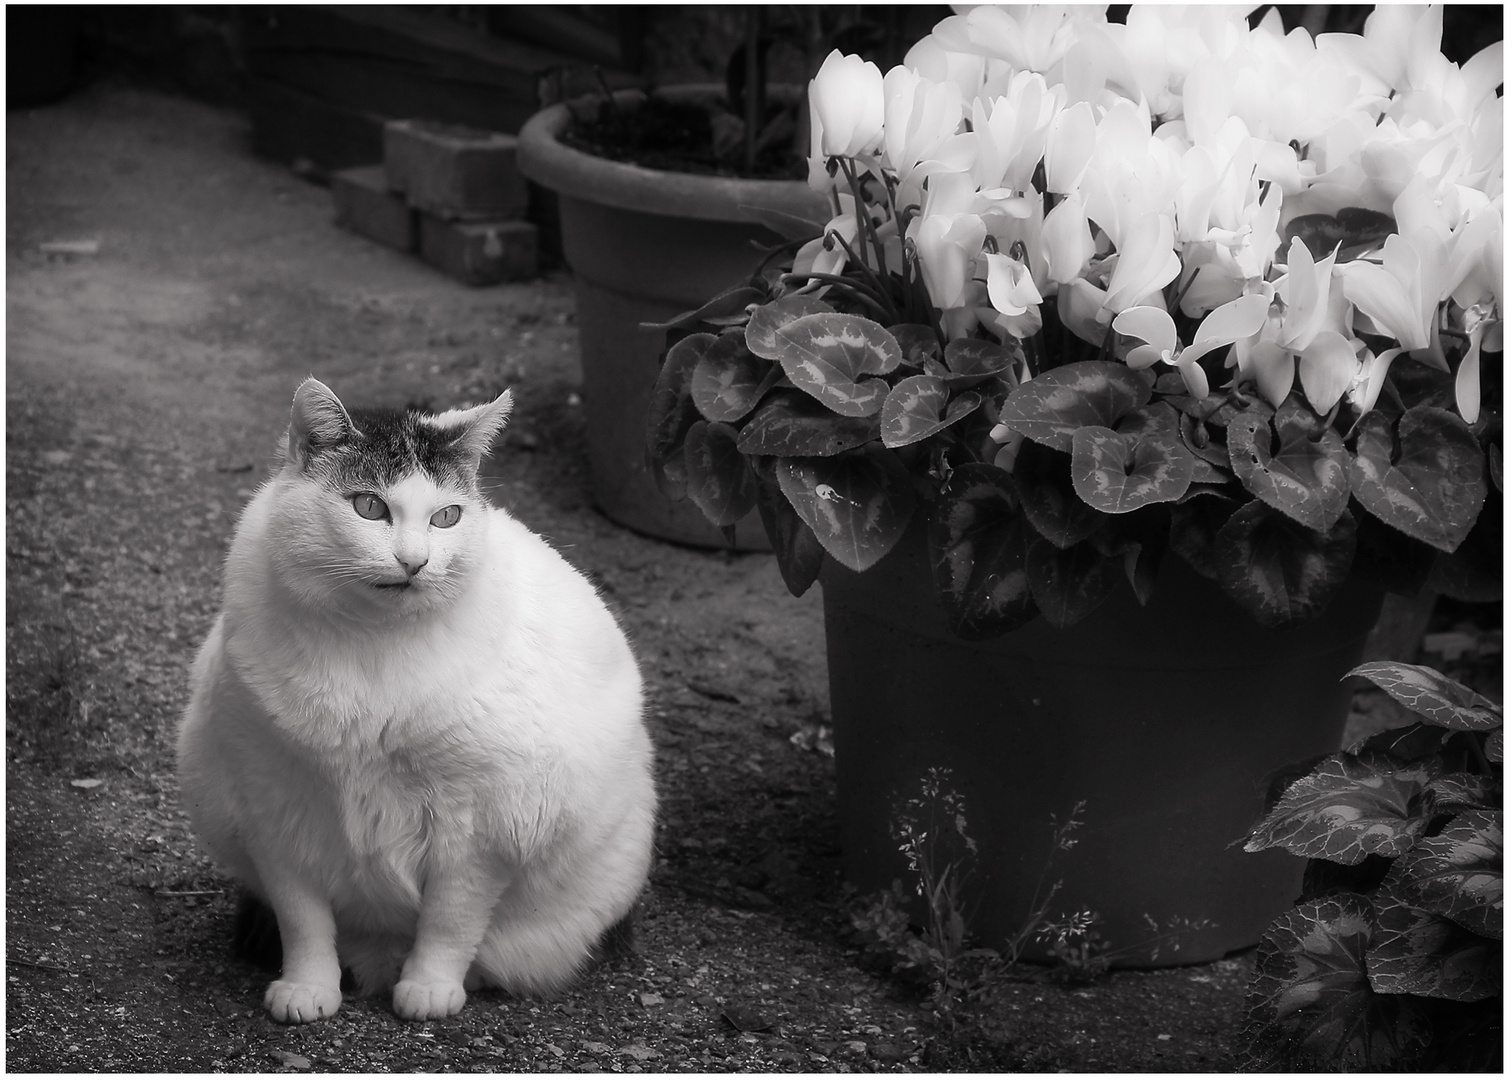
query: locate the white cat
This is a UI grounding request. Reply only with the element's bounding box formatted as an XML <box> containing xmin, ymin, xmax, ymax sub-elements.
<box><xmin>177</xmin><ymin>378</ymin><xmax>655</xmax><ymax>1024</ymax></box>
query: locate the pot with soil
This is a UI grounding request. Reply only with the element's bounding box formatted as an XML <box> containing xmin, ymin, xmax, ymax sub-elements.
<box><xmin>517</xmin><ymin>84</ymin><xmax>829</xmax><ymax>549</ymax></box>
<box><xmin>644</xmin><ymin>9</ymin><xmax>1501</xmax><ymax>971</ymax></box>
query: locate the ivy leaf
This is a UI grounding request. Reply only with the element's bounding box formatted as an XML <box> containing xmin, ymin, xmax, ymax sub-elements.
<box><xmin>766</xmin><ymin>313</ymin><xmax>902</xmax><ymax>417</ymax></box>
<box><xmin>1026</xmin><ymin>537</ymin><xmax>1120</xmax><ymax>629</ymax></box>
<box><xmin>691</xmin><ymin>335</ymin><xmax>782</xmax><ymax>423</ymax></box>
<box><xmin>683</xmin><ymin>421</ymin><xmax>758</xmax><ymax>528</ymax></box>
<box><xmin>743</xmin><ymin>295</ymin><xmax>835</xmax><ymax>357</ymax></box>
<box><xmin>1070</xmin><ymin>426</ymin><xmax>1194</xmax><ymax>513</ymax></box>
<box><xmin>1343</xmin><ymin>661</ymin><xmax>1502</xmax><ymax>732</ymax></box>
<box><xmin>1239</xmin><ymin>894</ymin><xmax>1435</xmax><ymax>1072</ymax></box>
<box><xmin>645</xmin><ymin>332</ymin><xmax>714</xmax><ymax>499</ymax></box>
<box><xmin>996</xmin><ymin>361</ymin><xmax>1151</xmax><ymax>451</ymax></box>
<box><xmin>776</xmin><ymin>447</ymin><xmax>915</xmax><ymax>572</ymax></box>
<box><xmin>1227</xmin><ymin>400</ymin><xmax>1351</xmax><ymax>533</ymax></box>
<box><xmin>1243</xmin><ymin>751</ymin><xmax>1439</xmax><ymax>865</ymax></box>
<box><xmin>927</xmin><ymin>463</ymin><xmax>1038</xmax><ymax>639</ymax></box>
<box><xmin>1366</xmin><ymin>891</ymin><xmax>1501</xmax><ymax>1001</ymax></box>
<box><xmin>1214</xmin><ymin>500</ymin><xmax>1358</xmax><ymax>628</ymax></box>
<box><xmin>753</xmin><ymin>475</ymin><xmax>825</xmax><ymax>598</ymax></box>
<box><xmin>1380</xmin><ymin>809</ymin><xmax>1502</xmax><ymax>940</ymax></box>
<box><xmin>1349</xmin><ymin>406</ymin><xmax>1487</xmax><ymax>553</ymax></box>
<box><xmin>735</xmin><ymin>390</ymin><xmax>880</xmax><ymax>457</ymax></box>
<box><xmin>880</xmin><ymin>375</ymin><xmax>982</xmax><ymax>448</ymax></box>
<box><xmin>1010</xmin><ymin>439</ymin><xmax>1104</xmax><ymax>550</ymax></box>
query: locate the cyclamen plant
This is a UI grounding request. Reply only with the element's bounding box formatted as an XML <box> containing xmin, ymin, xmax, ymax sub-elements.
<box><xmin>1240</xmin><ymin>661</ymin><xmax>1502</xmax><ymax>1071</ymax></box>
<box><xmin>646</xmin><ymin>4</ymin><xmax>1502</xmax><ymax>634</ymax></box>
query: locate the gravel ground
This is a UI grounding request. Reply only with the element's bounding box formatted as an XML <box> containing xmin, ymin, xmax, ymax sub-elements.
<box><xmin>6</xmin><ymin>80</ymin><xmax>1316</xmax><ymax>1074</ymax></box>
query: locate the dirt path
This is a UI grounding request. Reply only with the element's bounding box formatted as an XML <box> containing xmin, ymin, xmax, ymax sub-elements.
<box><xmin>6</xmin><ymin>82</ymin><xmax>1252</xmax><ymax>1072</ymax></box>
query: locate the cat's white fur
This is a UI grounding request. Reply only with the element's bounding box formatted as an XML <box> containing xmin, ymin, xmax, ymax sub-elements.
<box><xmin>177</xmin><ymin>378</ymin><xmax>655</xmax><ymax>1024</ymax></box>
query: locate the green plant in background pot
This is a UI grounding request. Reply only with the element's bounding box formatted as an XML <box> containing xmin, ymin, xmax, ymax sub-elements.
<box><xmin>646</xmin><ymin>4</ymin><xmax>1501</xmax><ymax>965</ymax></box>
<box><xmin>1240</xmin><ymin>660</ymin><xmax>1501</xmax><ymax>1072</ymax></box>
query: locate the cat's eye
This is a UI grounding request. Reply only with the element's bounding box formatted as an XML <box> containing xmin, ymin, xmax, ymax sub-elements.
<box><xmin>352</xmin><ymin>493</ymin><xmax>389</xmax><ymax>521</ymax></box>
<box><xmin>430</xmin><ymin>505</ymin><xmax>462</xmax><ymax>529</ymax></box>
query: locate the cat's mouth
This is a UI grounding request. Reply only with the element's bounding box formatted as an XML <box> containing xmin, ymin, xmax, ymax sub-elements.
<box><xmin>372</xmin><ymin>580</ymin><xmax>413</xmax><ymax>592</ymax></box>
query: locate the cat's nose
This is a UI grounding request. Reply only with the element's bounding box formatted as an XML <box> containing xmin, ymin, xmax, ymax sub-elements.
<box><xmin>397</xmin><ymin>554</ymin><xmax>428</xmax><ymax>577</ymax></box>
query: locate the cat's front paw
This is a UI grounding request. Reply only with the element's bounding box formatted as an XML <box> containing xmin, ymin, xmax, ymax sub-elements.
<box><xmin>393</xmin><ymin>978</ymin><xmax>466</xmax><ymax>1021</ymax></box>
<box><xmin>264</xmin><ymin>979</ymin><xmax>341</xmax><ymax>1024</ymax></box>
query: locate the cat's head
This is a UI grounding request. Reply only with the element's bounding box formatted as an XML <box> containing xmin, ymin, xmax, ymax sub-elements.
<box><xmin>265</xmin><ymin>377</ymin><xmax>513</xmax><ymax>617</ymax></box>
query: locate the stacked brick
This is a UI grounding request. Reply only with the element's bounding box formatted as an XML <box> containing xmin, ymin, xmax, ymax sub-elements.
<box><xmin>331</xmin><ymin>119</ymin><xmax>538</xmax><ymax>286</ymax></box>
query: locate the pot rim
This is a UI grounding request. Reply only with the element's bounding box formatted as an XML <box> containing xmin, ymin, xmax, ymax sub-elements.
<box><xmin>517</xmin><ymin>83</ymin><xmax>830</xmax><ymax>224</ymax></box>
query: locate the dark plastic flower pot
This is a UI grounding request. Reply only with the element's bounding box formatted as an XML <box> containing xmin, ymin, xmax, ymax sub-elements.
<box><xmin>821</xmin><ymin>522</ymin><xmax>1385</xmax><ymax>967</ymax></box>
<box><xmin>518</xmin><ymin>86</ymin><xmax>829</xmax><ymax>550</ymax></box>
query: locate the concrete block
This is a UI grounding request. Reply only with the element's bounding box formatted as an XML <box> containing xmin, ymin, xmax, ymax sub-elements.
<box><xmin>331</xmin><ymin>164</ymin><xmax>417</xmax><ymax>252</ymax></box>
<box><xmin>418</xmin><ymin>215</ymin><xmax>538</xmax><ymax>286</ymax></box>
<box><xmin>384</xmin><ymin>119</ymin><xmax>528</xmax><ymax>220</ymax></box>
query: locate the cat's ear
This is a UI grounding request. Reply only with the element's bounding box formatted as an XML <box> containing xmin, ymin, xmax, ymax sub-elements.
<box><xmin>430</xmin><ymin>390</ymin><xmax>513</xmax><ymax>468</ymax></box>
<box><xmin>286</xmin><ymin>378</ymin><xmax>357</xmax><ymax>468</ymax></box>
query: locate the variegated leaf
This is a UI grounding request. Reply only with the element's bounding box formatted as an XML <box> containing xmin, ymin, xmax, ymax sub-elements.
<box><xmin>1367</xmin><ymin>890</ymin><xmax>1501</xmax><ymax>1001</ymax></box>
<box><xmin>753</xmin><ymin>475</ymin><xmax>825</xmax><ymax>598</ymax></box>
<box><xmin>1380</xmin><ymin>809</ymin><xmax>1502</xmax><ymax>940</ymax></box>
<box><xmin>1350</xmin><ymin>406</ymin><xmax>1486</xmax><ymax>553</ymax></box>
<box><xmin>1214</xmin><ymin>500</ymin><xmax>1356</xmax><ymax>628</ymax></box>
<box><xmin>927</xmin><ymin>463</ymin><xmax>1039</xmax><ymax>639</ymax></box>
<box><xmin>735</xmin><ymin>390</ymin><xmax>880</xmax><ymax>457</ymax></box>
<box><xmin>880</xmin><ymin>375</ymin><xmax>982</xmax><ymax>448</ymax></box>
<box><xmin>1344</xmin><ymin>661</ymin><xmax>1502</xmax><ymax>731</ymax></box>
<box><xmin>1070</xmin><ymin>426</ymin><xmax>1194</xmax><ymax>514</ymax></box>
<box><xmin>768</xmin><ymin>313</ymin><xmax>901</xmax><ymax>417</ymax></box>
<box><xmin>1227</xmin><ymin>400</ymin><xmax>1351</xmax><ymax>533</ymax></box>
<box><xmin>691</xmin><ymin>334</ymin><xmax>781</xmax><ymax>422</ymax></box>
<box><xmin>683</xmin><ymin>421</ymin><xmax>758</xmax><ymax>527</ymax></box>
<box><xmin>1240</xmin><ymin>894</ymin><xmax>1434</xmax><ymax>1072</ymax></box>
<box><xmin>1010</xmin><ymin>438</ymin><xmax>1104</xmax><ymax>550</ymax></box>
<box><xmin>645</xmin><ymin>332</ymin><xmax>714</xmax><ymax>498</ymax></box>
<box><xmin>776</xmin><ymin>448</ymin><xmax>914</xmax><ymax>572</ymax></box>
<box><xmin>743</xmin><ymin>295</ymin><xmax>835</xmax><ymax>358</ymax></box>
<box><xmin>996</xmin><ymin>361</ymin><xmax>1151</xmax><ymax>451</ymax></box>
<box><xmin>1243</xmin><ymin>751</ymin><xmax>1439</xmax><ymax>864</ymax></box>
<box><xmin>887</xmin><ymin>323</ymin><xmax>943</xmax><ymax>367</ymax></box>
<box><xmin>942</xmin><ymin>337</ymin><xmax>1020</xmax><ymax>389</ymax></box>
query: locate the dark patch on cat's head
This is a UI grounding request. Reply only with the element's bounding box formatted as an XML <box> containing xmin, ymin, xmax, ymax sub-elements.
<box><xmin>285</xmin><ymin>378</ymin><xmax>503</xmax><ymax>491</ymax></box>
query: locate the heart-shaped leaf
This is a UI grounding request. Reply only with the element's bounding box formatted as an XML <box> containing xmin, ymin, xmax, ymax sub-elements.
<box><xmin>1239</xmin><ymin>894</ymin><xmax>1435</xmax><ymax>1072</ymax></box>
<box><xmin>1344</xmin><ymin>661</ymin><xmax>1502</xmax><ymax>732</ymax></box>
<box><xmin>777</xmin><ymin>448</ymin><xmax>914</xmax><ymax>572</ymax></box>
<box><xmin>1026</xmin><ymin>536</ymin><xmax>1120</xmax><ymax>628</ymax></box>
<box><xmin>692</xmin><ymin>335</ymin><xmax>782</xmax><ymax>423</ymax></box>
<box><xmin>1228</xmin><ymin>400</ymin><xmax>1351</xmax><ymax>533</ymax></box>
<box><xmin>1350</xmin><ymin>406</ymin><xmax>1487</xmax><ymax>553</ymax></box>
<box><xmin>927</xmin><ymin>463</ymin><xmax>1038</xmax><ymax>639</ymax></box>
<box><xmin>1215</xmin><ymin>500</ymin><xmax>1357</xmax><ymax>628</ymax></box>
<box><xmin>1283</xmin><ymin>207</ymin><xmax>1398</xmax><ymax>263</ymax></box>
<box><xmin>1071</xmin><ymin>426</ymin><xmax>1195</xmax><ymax>513</ymax></box>
<box><xmin>743</xmin><ymin>295</ymin><xmax>835</xmax><ymax>358</ymax></box>
<box><xmin>1379</xmin><ymin>809</ymin><xmax>1502</xmax><ymax>940</ymax></box>
<box><xmin>1010</xmin><ymin>439</ymin><xmax>1104</xmax><ymax>549</ymax></box>
<box><xmin>683</xmin><ymin>421</ymin><xmax>759</xmax><ymax>527</ymax></box>
<box><xmin>1367</xmin><ymin>891</ymin><xmax>1501</xmax><ymax>1001</ymax></box>
<box><xmin>996</xmin><ymin>361</ymin><xmax>1151</xmax><ymax>451</ymax></box>
<box><xmin>1244</xmin><ymin>751</ymin><xmax>1439</xmax><ymax>864</ymax></box>
<box><xmin>880</xmin><ymin>375</ymin><xmax>982</xmax><ymax>448</ymax></box>
<box><xmin>735</xmin><ymin>390</ymin><xmax>880</xmax><ymax>457</ymax></box>
<box><xmin>753</xmin><ymin>475</ymin><xmax>825</xmax><ymax>598</ymax></box>
<box><xmin>645</xmin><ymin>332</ymin><xmax>714</xmax><ymax>498</ymax></box>
<box><xmin>942</xmin><ymin>338</ymin><xmax>1020</xmax><ymax>389</ymax></box>
<box><xmin>766</xmin><ymin>313</ymin><xmax>901</xmax><ymax>417</ymax></box>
